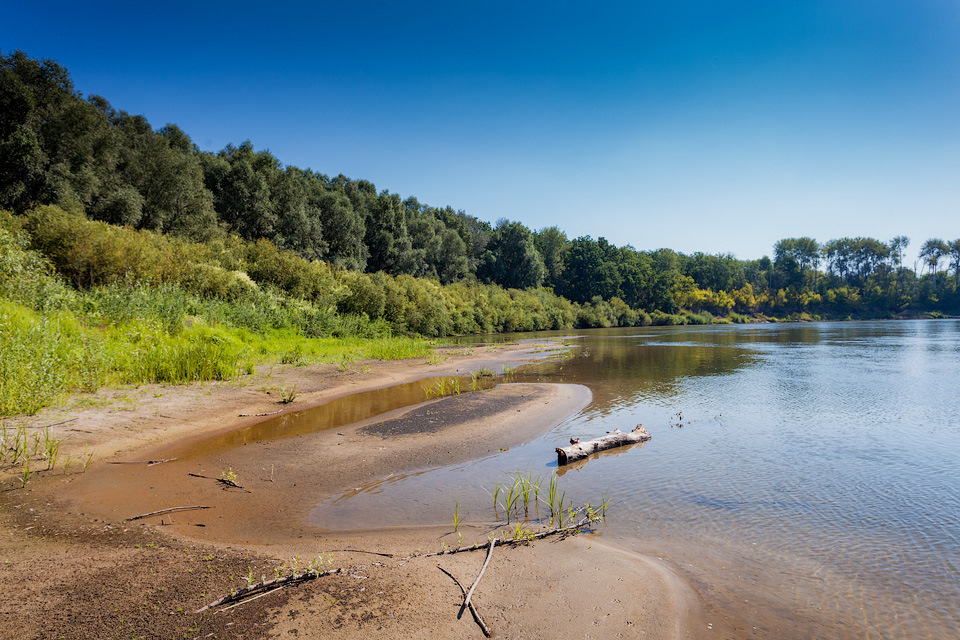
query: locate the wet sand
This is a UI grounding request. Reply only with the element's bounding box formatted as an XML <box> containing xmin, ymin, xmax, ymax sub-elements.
<box><xmin>0</xmin><ymin>342</ymin><xmax>735</xmax><ymax>639</ymax></box>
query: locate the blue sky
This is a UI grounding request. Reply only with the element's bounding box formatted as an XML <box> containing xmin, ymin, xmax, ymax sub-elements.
<box><xmin>4</xmin><ymin>1</ymin><xmax>959</xmax><ymax>263</ymax></box>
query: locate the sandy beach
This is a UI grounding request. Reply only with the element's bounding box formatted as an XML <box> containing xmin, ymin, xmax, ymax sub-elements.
<box><xmin>0</xmin><ymin>341</ymin><xmax>735</xmax><ymax>639</ymax></box>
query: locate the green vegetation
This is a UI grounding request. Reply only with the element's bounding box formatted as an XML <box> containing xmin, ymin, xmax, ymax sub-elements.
<box><xmin>1</xmin><ymin>50</ymin><xmax>958</xmax><ymax>418</ymax></box>
<box><xmin>0</xmin><ymin>421</ymin><xmax>83</xmax><ymax>483</ymax></box>
<box><xmin>0</xmin><ymin>209</ymin><xmax>433</xmax><ymax>416</ymax></box>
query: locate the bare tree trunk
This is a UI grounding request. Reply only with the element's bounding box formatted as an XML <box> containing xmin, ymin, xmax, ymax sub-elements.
<box><xmin>556</xmin><ymin>425</ymin><xmax>651</xmax><ymax>465</ymax></box>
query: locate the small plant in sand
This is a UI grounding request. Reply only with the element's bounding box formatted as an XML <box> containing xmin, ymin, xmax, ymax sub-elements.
<box><xmin>472</xmin><ymin>367</ymin><xmax>495</xmax><ymax>379</ymax></box>
<box><xmin>42</xmin><ymin>428</ymin><xmax>61</xmax><ymax>470</ymax></box>
<box><xmin>453</xmin><ymin>498</ymin><xmax>461</xmax><ymax>532</ymax></box>
<box><xmin>279</xmin><ymin>384</ymin><xmax>298</xmax><ymax>404</ymax></box>
<box><xmin>220</xmin><ymin>467</ymin><xmax>239</xmax><ymax>485</ymax></box>
<box><xmin>504</xmin><ymin>522</ymin><xmax>536</xmax><ymax>543</ymax></box>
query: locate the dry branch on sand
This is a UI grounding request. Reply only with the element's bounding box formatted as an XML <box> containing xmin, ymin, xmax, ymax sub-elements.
<box><xmin>556</xmin><ymin>424</ymin><xmax>651</xmax><ymax>464</ymax></box>
<box><xmin>438</xmin><ymin>565</ymin><xmax>492</xmax><ymax>637</ymax></box>
<box><xmin>463</xmin><ymin>539</ymin><xmax>495</xmax><ymax>613</ymax></box>
<box><xmin>196</xmin><ymin>515</ymin><xmax>601</xmax><ymax>614</ymax></box>
<box><xmin>195</xmin><ymin>568</ymin><xmax>344</xmax><ymax>613</ymax></box>
<box><xmin>126</xmin><ymin>505</ymin><xmax>211</xmax><ymax>521</ymax></box>
<box><xmin>107</xmin><ymin>458</ymin><xmax>177</xmax><ymax>466</ymax></box>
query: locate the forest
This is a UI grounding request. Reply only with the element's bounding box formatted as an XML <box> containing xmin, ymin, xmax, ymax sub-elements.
<box><xmin>3</xmin><ymin>50</ymin><xmax>960</xmax><ymax>329</ymax></box>
<box><xmin>2</xmin><ymin>49</ymin><xmax>958</xmax><ymax>415</ymax></box>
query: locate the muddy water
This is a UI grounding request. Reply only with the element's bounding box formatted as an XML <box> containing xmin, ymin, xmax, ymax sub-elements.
<box><xmin>309</xmin><ymin>320</ymin><xmax>960</xmax><ymax>639</ymax></box>
<box><xmin>160</xmin><ymin>375</ymin><xmax>499</xmax><ymax>459</ymax></box>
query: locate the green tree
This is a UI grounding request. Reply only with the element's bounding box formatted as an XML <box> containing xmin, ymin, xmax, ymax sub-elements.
<box><xmin>557</xmin><ymin>236</ymin><xmax>621</xmax><ymax>304</ymax></box>
<box><xmin>0</xmin><ymin>51</ymin><xmax>116</xmax><ymax>213</ymax></box>
<box><xmin>533</xmin><ymin>226</ymin><xmax>568</xmax><ymax>289</ymax></box>
<box><xmin>479</xmin><ymin>219</ymin><xmax>546</xmax><ymax>290</ymax></box>
<box><xmin>920</xmin><ymin>238</ymin><xmax>950</xmax><ymax>290</ymax></box>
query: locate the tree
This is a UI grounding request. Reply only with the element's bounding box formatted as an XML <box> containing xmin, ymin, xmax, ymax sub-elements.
<box><xmin>111</xmin><ymin>113</ymin><xmax>217</xmax><ymax>239</ymax></box>
<box><xmin>774</xmin><ymin>237</ymin><xmax>820</xmax><ymax>289</ymax></box>
<box><xmin>949</xmin><ymin>239</ymin><xmax>960</xmax><ymax>289</ymax></box>
<box><xmin>0</xmin><ymin>51</ymin><xmax>117</xmax><ymax>213</ymax></box>
<box><xmin>364</xmin><ymin>190</ymin><xmax>414</xmax><ymax>274</ymax></box>
<box><xmin>889</xmin><ymin>236</ymin><xmax>910</xmax><ymax>294</ymax></box>
<box><xmin>920</xmin><ymin>238</ymin><xmax>949</xmax><ymax>289</ymax></box>
<box><xmin>533</xmin><ymin>226</ymin><xmax>568</xmax><ymax>289</ymax></box>
<box><xmin>310</xmin><ymin>178</ymin><xmax>367</xmax><ymax>271</ymax></box>
<box><xmin>202</xmin><ymin>142</ymin><xmax>277</xmax><ymax>241</ymax></box>
<box><xmin>556</xmin><ymin>236</ymin><xmax>623</xmax><ymax>304</ymax></box>
<box><xmin>479</xmin><ymin>219</ymin><xmax>546</xmax><ymax>290</ymax></box>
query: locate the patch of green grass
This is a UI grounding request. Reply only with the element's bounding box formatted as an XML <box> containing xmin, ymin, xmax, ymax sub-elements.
<box><xmin>279</xmin><ymin>384</ymin><xmax>298</xmax><ymax>404</ymax></box>
<box><xmin>424</xmin><ymin>377</ymin><xmax>462</xmax><ymax>400</ymax></box>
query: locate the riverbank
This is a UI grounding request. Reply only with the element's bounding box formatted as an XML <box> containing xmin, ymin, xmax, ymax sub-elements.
<box><xmin>0</xmin><ymin>341</ymin><xmax>732</xmax><ymax>639</ymax></box>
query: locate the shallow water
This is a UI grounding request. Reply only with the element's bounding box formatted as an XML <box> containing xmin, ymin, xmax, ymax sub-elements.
<box><xmin>309</xmin><ymin>320</ymin><xmax>960</xmax><ymax>639</ymax></box>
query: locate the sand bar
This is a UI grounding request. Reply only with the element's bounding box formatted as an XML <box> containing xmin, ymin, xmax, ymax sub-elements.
<box><xmin>0</xmin><ymin>341</ymin><xmax>735</xmax><ymax>639</ymax></box>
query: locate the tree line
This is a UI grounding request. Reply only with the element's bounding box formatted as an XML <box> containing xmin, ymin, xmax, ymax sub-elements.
<box><xmin>2</xmin><ymin>50</ymin><xmax>958</xmax><ymax>326</ymax></box>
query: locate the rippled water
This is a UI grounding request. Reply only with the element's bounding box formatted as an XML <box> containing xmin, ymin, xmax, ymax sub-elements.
<box><xmin>310</xmin><ymin>320</ymin><xmax>960</xmax><ymax>639</ymax></box>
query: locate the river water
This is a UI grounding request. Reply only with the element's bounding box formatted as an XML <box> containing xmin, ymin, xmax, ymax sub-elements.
<box><xmin>309</xmin><ymin>320</ymin><xmax>960</xmax><ymax>639</ymax></box>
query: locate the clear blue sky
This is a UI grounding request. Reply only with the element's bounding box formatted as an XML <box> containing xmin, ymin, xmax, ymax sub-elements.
<box><xmin>4</xmin><ymin>1</ymin><xmax>959</xmax><ymax>264</ymax></box>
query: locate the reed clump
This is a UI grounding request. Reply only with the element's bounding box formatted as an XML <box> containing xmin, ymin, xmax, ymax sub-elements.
<box><xmin>0</xmin><ymin>422</ymin><xmax>87</xmax><ymax>484</ymax></box>
<box><xmin>486</xmin><ymin>470</ymin><xmax>607</xmax><ymax>528</ymax></box>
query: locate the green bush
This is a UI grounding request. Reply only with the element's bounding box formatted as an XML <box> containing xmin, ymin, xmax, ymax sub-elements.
<box><xmin>651</xmin><ymin>310</ymin><xmax>687</xmax><ymax>326</ymax></box>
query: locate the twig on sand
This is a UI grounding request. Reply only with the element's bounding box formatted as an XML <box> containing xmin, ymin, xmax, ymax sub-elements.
<box><xmin>409</xmin><ymin>516</ymin><xmax>596</xmax><ymax>560</ymax></box>
<box><xmin>438</xmin><ymin>565</ymin><xmax>491</xmax><ymax>637</ymax></box>
<box><xmin>238</xmin><ymin>410</ymin><xmax>282</xmax><ymax>417</ymax></box>
<box><xmin>329</xmin><ymin>548</ymin><xmax>396</xmax><ymax>558</ymax></box>
<box><xmin>187</xmin><ymin>472</ymin><xmax>247</xmax><ymax>491</ymax></box>
<box><xmin>36</xmin><ymin>417</ymin><xmax>79</xmax><ymax>429</ymax></box>
<box><xmin>107</xmin><ymin>458</ymin><xmax>177</xmax><ymax>466</ymax></box>
<box><xmin>196</xmin><ymin>568</ymin><xmax>343</xmax><ymax>613</ymax></box>
<box><xmin>463</xmin><ymin>539</ymin><xmax>495</xmax><ymax>614</ymax></box>
<box><xmin>127</xmin><ymin>505</ymin><xmax>212</xmax><ymax>521</ymax></box>
<box><xmin>216</xmin><ymin>585</ymin><xmax>287</xmax><ymax>613</ymax></box>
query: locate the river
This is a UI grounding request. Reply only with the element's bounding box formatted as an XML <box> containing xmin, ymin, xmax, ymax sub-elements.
<box><xmin>312</xmin><ymin>320</ymin><xmax>960</xmax><ymax>639</ymax></box>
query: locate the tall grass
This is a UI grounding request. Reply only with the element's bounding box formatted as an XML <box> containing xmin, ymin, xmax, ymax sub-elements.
<box><xmin>0</xmin><ymin>215</ymin><xmax>443</xmax><ymax>417</ymax></box>
<box><xmin>485</xmin><ymin>470</ymin><xmax>607</xmax><ymax>533</ymax></box>
<box><xmin>0</xmin><ymin>303</ymin><xmax>99</xmax><ymax>415</ymax></box>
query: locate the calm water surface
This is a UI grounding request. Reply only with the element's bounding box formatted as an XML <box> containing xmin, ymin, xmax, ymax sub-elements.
<box><xmin>310</xmin><ymin>320</ymin><xmax>960</xmax><ymax>639</ymax></box>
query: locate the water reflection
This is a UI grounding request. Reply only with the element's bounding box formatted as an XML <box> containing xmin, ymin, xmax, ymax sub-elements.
<box><xmin>355</xmin><ymin>320</ymin><xmax>960</xmax><ymax>639</ymax></box>
<box><xmin>167</xmin><ymin>375</ymin><xmax>499</xmax><ymax>459</ymax></box>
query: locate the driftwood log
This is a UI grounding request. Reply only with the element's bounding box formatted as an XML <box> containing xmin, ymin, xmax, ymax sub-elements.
<box><xmin>556</xmin><ymin>425</ymin><xmax>651</xmax><ymax>465</ymax></box>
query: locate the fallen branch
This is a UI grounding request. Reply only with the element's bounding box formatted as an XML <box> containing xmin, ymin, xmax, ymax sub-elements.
<box><xmin>438</xmin><ymin>566</ymin><xmax>491</xmax><ymax>637</ymax></box>
<box><xmin>409</xmin><ymin>516</ymin><xmax>597</xmax><ymax>560</ymax></box>
<box><xmin>217</xmin><ymin>584</ymin><xmax>287</xmax><ymax>613</ymax></box>
<box><xmin>556</xmin><ymin>424</ymin><xmax>651</xmax><ymax>464</ymax></box>
<box><xmin>196</xmin><ymin>568</ymin><xmax>342</xmax><ymax>613</ymax></box>
<box><xmin>187</xmin><ymin>472</ymin><xmax>246</xmax><ymax>490</ymax></box>
<box><xmin>329</xmin><ymin>548</ymin><xmax>396</xmax><ymax>558</ymax></box>
<box><xmin>195</xmin><ymin>516</ymin><xmax>599</xmax><ymax>616</ymax></box>
<box><xmin>238</xmin><ymin>409</ymin><xmax>282</xmax><ymax>417</ymax></box>
<box><xmin>108</xmin><ymin>458</ymin><xmax>177</xmax><ymax>466</ymax></box>
<box><xmin>36</xmin><ymin>417</ymin><xmax>79</xmax><ymax>429</ymax></box>
<box><xmin>463</xmin><ymin>540</ymin><xmax>495</xmax><ymax>614</ymax></box>
<box><xmin>127</xmin><ymin>505</ymin><xmax>212</xmax><ymax>521</ymax></box>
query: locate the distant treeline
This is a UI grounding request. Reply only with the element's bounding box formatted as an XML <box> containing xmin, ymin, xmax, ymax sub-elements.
<box><xmin>2</xmin><ymin>50</ymin><xmax>959</xmax><ymax>326</ymax></box>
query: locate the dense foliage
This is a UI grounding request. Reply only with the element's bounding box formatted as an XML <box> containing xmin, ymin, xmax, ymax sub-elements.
<box><xmin>2</xmin><ymin>49</ymin><xmax>959</xmax><ymax>335</ymax></box>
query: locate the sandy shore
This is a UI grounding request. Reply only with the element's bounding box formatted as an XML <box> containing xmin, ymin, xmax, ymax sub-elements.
<box><xmin>0</xmin><ymin>341</ymin><xmax>735</xmax><ymax>639</ymax></box>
